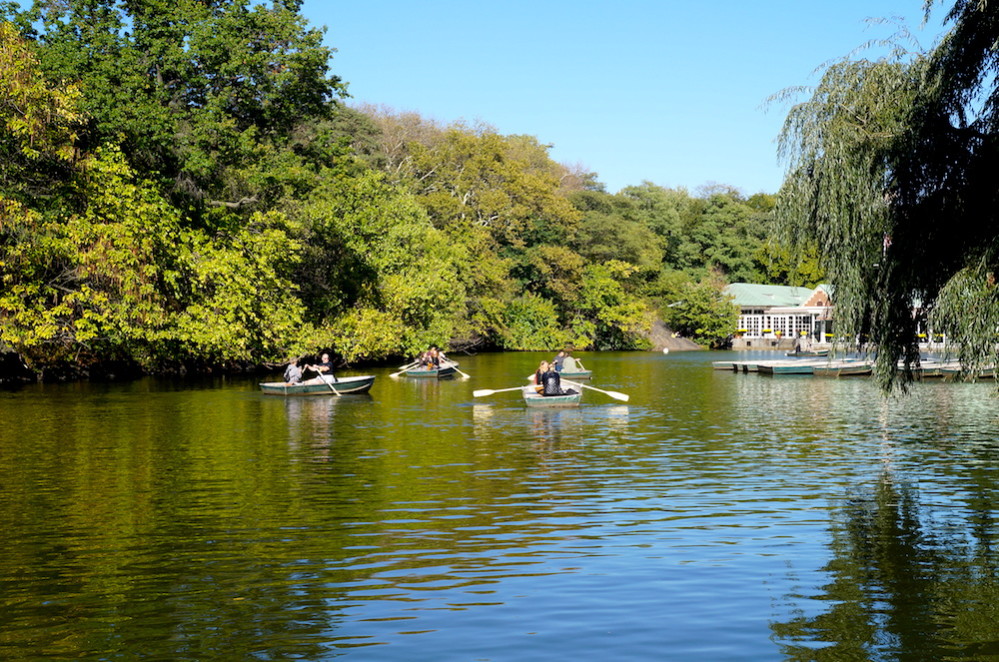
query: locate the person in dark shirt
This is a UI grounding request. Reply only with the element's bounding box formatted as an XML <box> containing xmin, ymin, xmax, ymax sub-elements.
<box><xmin>308</xmin><ymin>352</ymin><xmax>337</xmax><ymax>383</ymax></box>
<box><xmin>538</xmin><ymin>362</ymin><xmax>577</xmax><ymax>396</ymax></box>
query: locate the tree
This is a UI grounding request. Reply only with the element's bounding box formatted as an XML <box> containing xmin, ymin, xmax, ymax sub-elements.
<box><xmin>567</xmin><ymin>188</ymin><xmax>665</xmax><ymax>278</ymax></box>
<box><xmin>290</xmin><ymin>169</ymin><xmax>469</xmax><ymax>361</ymax></box>
<box><xmin>2</xmin><ymin>144</ymin><xmax>305</xmax><ymax>374</ymax></box>
<box><xmin>771</xmin><ymin>5</ymin><xmax>995</xmax><ymax>388</ymax></box>
<box><xmin>645</xmin><ymin>270</ymin><xmax>739</xmax><ymax>347</ymax></box>
<box><xmin>0</xmin><ymin>22</ymin><xmax>83</xmax><ymax>199</ymax></box>
<box><xmin>5</xmin><ymin>0</ymin><xmax>346</xmax><ymax>214</ymax></box>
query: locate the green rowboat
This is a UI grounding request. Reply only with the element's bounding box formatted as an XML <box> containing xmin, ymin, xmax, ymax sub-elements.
<box><xmin>259</xmin><ymin>374</ymin><xmax>376</xmax><ymax>396</ymax></box>
<box><xmin>522</xmin><ymin>385</ymin><xmax>582</xmax><ymax>408</ymax></box>
<box><xmin>403</xmin><ymin>363</ymin><xmax>458</xmax><ymax>378</ymax></box>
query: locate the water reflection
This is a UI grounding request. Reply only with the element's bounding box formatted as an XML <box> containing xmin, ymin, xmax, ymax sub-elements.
<box><xmin>5</xmin><ymin>354</ymin><xmax>999</xmax><ymax>660</ymax></box>
<box><xmin>761</xmin><ymin>377</ymin><xmax>999</xmax><ymax>661</ymax></box>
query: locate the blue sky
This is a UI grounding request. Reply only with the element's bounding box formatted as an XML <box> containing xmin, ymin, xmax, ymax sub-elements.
<box><xmin>302</xmin><ymin>1</ymin><xmax>946</xmax><ymax>195</ymax></box>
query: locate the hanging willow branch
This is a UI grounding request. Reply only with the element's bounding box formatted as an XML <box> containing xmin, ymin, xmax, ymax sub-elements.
<box><xmin>774</xmin><ymin>2</ymin><xmax>999</xmax><ymax>391</ymax></box>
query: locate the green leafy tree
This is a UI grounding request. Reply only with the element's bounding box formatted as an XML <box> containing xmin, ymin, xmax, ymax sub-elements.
<box><xmin>364</xmin><ymin>111</ymin><xmax>594</xmax><ymax>349</ymax></box>
<box><xmin>0</xmin><ymin>22</ymin><xmax>82</xmax><ymax>199</ymax></box>
<box><xmin>569</xmin><ymin>261</ymin><xmax>653</xmax><ymax>350</ymax></box>
<box><xmin>2</xmin><ymin>144</ymin><xmax>304</xmax><ymax>374</ymax></box>
<box><xmin>6</xmin><ymin>0</ymin><xmax>346</xmax><ymax>214</ymax></box>
<box><xmin>645</xmin><ymin>270</ymin><xmax>740</xmax><ymax>348</ymax></box>
<box><xmin>291</xmin><ymin>169</ymin><xmax>469</xmax><ymax>361</ymax></box>
<box><xmin>567</xmin><ymin>188</ymin><xmax>665</xmax><ymax>278</ymax></box>
<box><xmin>399</xmin><ymin>126</ymin><xmax>581</xmax><ymax>246</ymax></box>
<box><xmin>500</xmin><ymin>292</ymin><xmax>571</xmax><ymax>351</ymax></box>
<box><xmin>616</xmin><ymin>182</ymin><xmax>767</xmax><ymax>282</ymax></box>
<box><xmin>756</xmin><ymin>241</ymin><xmax>825</xmax><ymax>287</ymax></box>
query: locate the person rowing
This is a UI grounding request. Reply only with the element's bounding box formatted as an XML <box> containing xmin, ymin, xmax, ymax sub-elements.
<box><xmin>307</xmin><ymin>352</ymin><xmax>338</xmax><ymax>383</ymax></box>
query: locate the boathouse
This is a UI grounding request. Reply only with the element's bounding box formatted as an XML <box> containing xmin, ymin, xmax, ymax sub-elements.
<box><xmin>723</xmin><ymin>283</ymin><xmax>833</xmax><ymax>347</ymax></box>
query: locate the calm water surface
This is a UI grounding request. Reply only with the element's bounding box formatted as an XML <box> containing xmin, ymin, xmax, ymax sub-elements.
<box><xmin>2</xmin><ymin>351</ymin><xmax>999</xmax><ymax>660</ymax></box>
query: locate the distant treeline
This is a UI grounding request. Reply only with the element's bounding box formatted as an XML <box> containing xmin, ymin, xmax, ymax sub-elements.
<box><xmin>0</xmin><ymin>2</ymin><xmax>819</xmax><ymax>379</ymax></box>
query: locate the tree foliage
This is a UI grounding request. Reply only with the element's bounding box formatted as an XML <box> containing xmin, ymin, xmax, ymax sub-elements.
<box><xmin>0</xmin><ymin>22</ymin><xmax>83</xmax><ymax>198</ymax></box>
<box><xmin>2</xmin><ymin>6</ymin><xmax>784</xmax><ymax>378</ymax></box>
<box><xmin>645</xmin><ymin>270</ymin><xmax>740</xmax><ymax>347</ymax></box>
<box><xmin>6</xmin><ymin>0</ymin><xmax>346</xmax><ymax>213</ymax></box>
<box><xmin>774</xmin><ymin>2</ymin><xmax>999</xmax><ymax>388</ymax></box>
<box><xmin>2</xmin><ymin>145</ymin><xmax>304</xmax><ymax>373</ymax></box>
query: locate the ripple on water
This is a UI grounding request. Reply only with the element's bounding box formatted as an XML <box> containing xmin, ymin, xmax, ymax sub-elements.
<box><xmin>4</xmin><ymin>356</ymin><xmax>999</xmax><ymax>659</ymax></box>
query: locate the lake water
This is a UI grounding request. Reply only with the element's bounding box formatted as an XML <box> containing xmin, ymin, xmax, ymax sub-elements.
<box><xmin>2</xmin><ymin>350</ymin><xmax>998</xmax><ymax>660</ymax></box>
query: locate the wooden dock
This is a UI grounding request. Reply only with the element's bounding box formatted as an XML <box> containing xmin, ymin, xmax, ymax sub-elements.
<box><xmin>713</xmin><ymin>356</ymin><xmax>995</xmax><ymax>380</ymax></box>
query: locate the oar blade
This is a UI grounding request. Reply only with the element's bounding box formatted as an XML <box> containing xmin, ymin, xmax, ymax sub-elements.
<box><xmin>473</xmin><ymin>386</ymin><xmax>523</xmax><ymax>397</ymax></box>
<box><xmin>577</xmin><ymin>382</ymin><xmax>629</xmax><ymax>402</ymax></box>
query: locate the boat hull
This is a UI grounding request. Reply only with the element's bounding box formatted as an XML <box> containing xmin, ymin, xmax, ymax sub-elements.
<box><xmin>812</xmin><ymin>362</ymin><xmax>872</xmax><ymax>377</ymax></box>
<box><xmin>259</xmin><ymin>374</ymin><xmax>375</xmax><ymax>396</ymax></box>
<box><xmin>558</xmin><ymin>369</ymin><xmax>592</xmax><ymax>379</ymax></box>
<box><xmin>758</xmin><ymin>362</ymin><xmax>817</xmax><ymax>375</ymax></box>
<box><xmin>521</xmin><ymin>386</ymin><xmax>582</xmax><ymax>407</ymax></box>
<box><xmin>404</xmin><ymin>364</ymin><xmax>458</xmax><ymax>378</ymax></box>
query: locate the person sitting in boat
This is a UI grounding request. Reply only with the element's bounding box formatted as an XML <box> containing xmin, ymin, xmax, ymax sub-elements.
<box><xmin>533</xmin><ymin>360</ymin><xmax>549</xmax><ymax>393</ymax></box>
<box><xmin>428</xmin><ymin>346</ymin><xmax>441</xmax><ymax>369</ymax></box>
<box><xmin>283</xmin><ymin>360</ymin><xmax>302</xmax><ymax>385</ymax></box>
<box><xmin>308</xmin><ymin>352</ymin><xmax>338</xmax><ymax>383</ymax></box>
<box><xmin>552</xmin><ymin>350</ymin><xmax>566</xmax><ymax>372</ymax></box>
<box><xmin>562</xmin><ymin>353</ymin><xmax>579</xmax><ymax>372</ymax></box>
<box><xmin>539</xmin><ymin>363</ymin><xmax>577</xmax><ymax>396</ymax></box>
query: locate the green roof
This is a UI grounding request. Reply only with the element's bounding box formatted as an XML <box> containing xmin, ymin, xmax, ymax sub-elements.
<box><xmin>723</xmin><ymin>283</ymin><xmax>817</xmax><ymax>308</ymax></box>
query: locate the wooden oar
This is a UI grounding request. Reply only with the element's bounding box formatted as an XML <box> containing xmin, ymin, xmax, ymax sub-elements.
<box><xmin>390</xmin><ymin>360</ymin><xmax>421</xmax><ymax>378</ymax></box>
<box><xmin>443</xmin><ymin>359</ymin><xmax>471</xmax><ymax>380</ymax></box>
<box><xmin>562</xmin><ymin>378</ymin><xmax>629</xmax><ymax>402</ymax></box>
<box><xmin>473</xmin><ymin>386</ymin><xmax>525</xmax><ymax>398</ymax></box>
<box><xmin>307</xmin><ymin>365</ymin><xmax>341</xmax><ymax>395</ymax></box>
<box><xmin>321</xmin><ymin>374</ymin><xmax>341</xmax><ymax>396</ymax></box>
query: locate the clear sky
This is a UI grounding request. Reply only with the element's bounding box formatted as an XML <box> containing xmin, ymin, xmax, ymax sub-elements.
<box><xmin>301</xmin><ymin>1</ymin><xmax>946</xmax><ymax>196</ymax></box>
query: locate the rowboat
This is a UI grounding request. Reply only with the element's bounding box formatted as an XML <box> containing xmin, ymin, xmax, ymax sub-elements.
<box><xmin>557</xmin><ymin>357</ymin><xmax>590</xmax><ymax>379</ymax></box>
<box><xmin>812</xmin><ymin>360</ymin><xmax>873</xmax><ymax>377</ymax></box>
<box><xmin>757</xmin><ymin>359</ymin><xmax>824</xmax><ymax>375</ymax></box>
<box><xmin>915</xmin><ymin>363</ymin><xmax>949</xmax><ymax>378</ymax></box>
<box><xmin>521</xmin><ymin>385</ymin><xmax>582</xmax><ymax>407</ymax></box>
<box><xmin>403</xmin><ymin>363</ymin><xmax>458</xmax><ymax>378</ymax></box>
<box><xmin>259</xmin><ymin>374</ymin><xmax>376</xmax><ymax>396</ymax></box>
<box><xmin>939</xmin><ymin>364</ymin><xmax>995</xmax><ymax>380</ymax></box>
<box><xmin>785</xmin><ymin>349</ymin><xmax>829</xmax><ymax>357</ymax></box>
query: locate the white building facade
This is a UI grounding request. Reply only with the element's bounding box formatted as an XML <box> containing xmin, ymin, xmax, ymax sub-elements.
<box><xmin>724</xmin><ymin>283</ymin><xmax>833</xmax><ymax>344</ymax></box>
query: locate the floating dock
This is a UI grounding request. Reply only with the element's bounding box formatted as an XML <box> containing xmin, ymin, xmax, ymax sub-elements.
<box><xmin>713</xmin><ymin>356</ymin><xmax>994</xmax><ymax>380</ymax></box>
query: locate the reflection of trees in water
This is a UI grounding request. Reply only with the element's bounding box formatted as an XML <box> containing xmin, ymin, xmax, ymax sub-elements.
<box><xmin>761</xmin><ymin>384</ymin><xmax>999</xmax><ymax>659</ymax></box>
<box><xmin>284</xmin><ymin>395</ymin><xmax>373</xmax><ymax>462</ymax></box>
<box><xmin>773</xmin><ymin>468</ymin><xmax>999</xmax><ymax>660</ymax></box>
